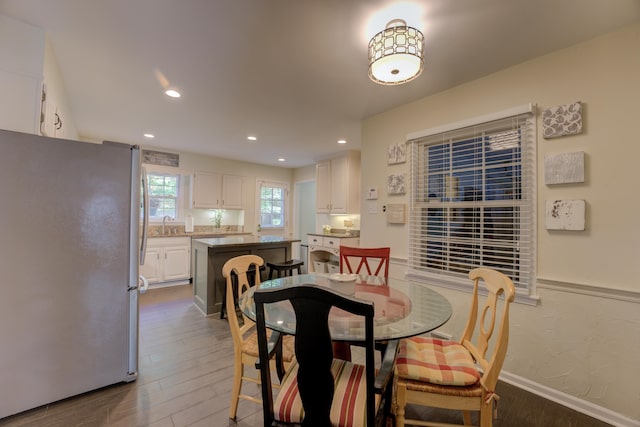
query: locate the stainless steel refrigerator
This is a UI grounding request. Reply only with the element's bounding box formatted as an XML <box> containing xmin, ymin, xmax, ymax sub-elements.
<box><xmin>0</xmin><ymin>128</ymin><xmax>147</xmax><ymax>419</ymax></box>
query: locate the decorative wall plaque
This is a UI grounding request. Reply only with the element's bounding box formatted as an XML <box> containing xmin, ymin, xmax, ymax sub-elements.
<box><xmin>387</xmin><ymin>143</ymin><xmax>406</xmax><ymax>164</ymax></box>
<box><xmin>386</xmin><ymin>203</ymin><xmax>406</xmax><ymax>224</ymax></box>
<box><xmin>542</xmin><ymin>101</ymin><xmax>583</xmax><ymax>139</ymax></box>
<box><xmin>387</xmin><ymin>173</ymin><xmax>406</xmax><ymax>194</ymax></box>
<box><xmin>142</xmin><ymin>149</ymin><xmax>179</xmax><ymax>167</ymax></box>
<box><xmin>544</xmin><ymin>151</ymin><xmax>585</xmax><ymax>184</ymax></box>
<box><xmin>545</xmin><ymin>199</ymin><xmax>586</xmax><ymax>231</ymax></box>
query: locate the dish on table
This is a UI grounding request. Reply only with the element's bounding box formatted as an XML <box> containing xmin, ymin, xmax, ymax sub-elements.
<box><xmin>328</xmin><ymin>273</ymin><xmax>359</xmax><ymax>283</ymax></box>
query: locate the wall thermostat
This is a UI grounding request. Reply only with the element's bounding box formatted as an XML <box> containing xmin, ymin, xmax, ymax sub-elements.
<box><xmin>366</xmin><ymin>187</ymin><xmax>378</xmax><ymax>200</ymax></box>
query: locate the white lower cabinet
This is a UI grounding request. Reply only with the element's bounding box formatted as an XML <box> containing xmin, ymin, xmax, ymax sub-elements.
<box><xmin>307</xmin><ymin>234</ymin><xmax>360</xmax><ymax>273</ymax></box>
<box><xmin>140</xmin><ymin>237</ymin><xmax>191</xmax><ymax>285</ymax></box>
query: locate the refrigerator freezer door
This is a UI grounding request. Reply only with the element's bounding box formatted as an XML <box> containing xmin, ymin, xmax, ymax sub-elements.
<box><xmin>0</xmin><ymin>130</ymin><xmax>139</xmax><ymax>418</ymax></box>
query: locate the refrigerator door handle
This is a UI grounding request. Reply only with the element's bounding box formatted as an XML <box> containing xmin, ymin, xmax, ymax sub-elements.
<box><xmin>138</xmin><ymin>275</ymin><xmax>149</xmax><ymax>294</ymax></box>
<box><xmin>140</xmin><ymin>166</ymin><xmax>149</xmax><ymax>265</ymax></box>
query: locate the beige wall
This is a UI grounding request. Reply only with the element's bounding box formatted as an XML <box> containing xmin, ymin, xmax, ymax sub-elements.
<box><xmin>362</xmin><ymin>25</ymin><xmax>640</xmax><ymax>422</ymax></box>
<box><xmin>293</xmin><ymin>164</ymin><xmax>316</xmax><ymax>182</ymax></box>
<box><xmin>43</xmin><ymin>37</ymin><xmax>78</xmax><ymax>140</ymax></box>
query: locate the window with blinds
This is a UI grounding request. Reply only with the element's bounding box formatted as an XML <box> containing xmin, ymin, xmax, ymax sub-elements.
<box><xmin>407</xmin><ymin>111</ymin><xmax>535</xmax><ymax>292</ymax></box>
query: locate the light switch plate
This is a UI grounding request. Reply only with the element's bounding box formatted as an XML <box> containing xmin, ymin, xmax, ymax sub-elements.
<box><xmin>367</xmin><ymin>202</ymin><xmax>378</xmax><ymax>214</ymax></box>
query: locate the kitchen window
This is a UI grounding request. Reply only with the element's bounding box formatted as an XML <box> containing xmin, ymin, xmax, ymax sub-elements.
<box><xmin>147</xmin><ymin>171</ymin><xmax>180</xmax><ymax>221</ymax></box>
<box><xmin>258</xmin><ymin>180</ymin><xmax>288</xmax><ymax>229</ymax></box>
<box><xmin>407</xmin><ymin>105</ymin><xmax>536</xmax><ymax>300</ymax></box>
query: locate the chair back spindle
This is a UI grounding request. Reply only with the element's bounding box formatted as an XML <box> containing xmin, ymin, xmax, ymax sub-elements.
<box><xmin>339</xmin><ymin>246</ymin><xmax>390</xmax><ymax>278</ymax></box>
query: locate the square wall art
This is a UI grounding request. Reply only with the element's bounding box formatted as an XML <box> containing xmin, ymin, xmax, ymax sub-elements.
<box><xmin>544</xmin><ymin>151</ymin><xmax>585</xmax><ymax>185</ymax></box>
<box><xmin>545</xmin><ymin>199</ymin><xmax>586</xmax><ymax>231</ymax></box>
<box><xmin>387</xmin><ymin>173</ymin><xmax>406</xmax><ymax>194</ymax></box>
<box><xmin>542</xmin><ymin>101</ymin><xmax>583</xmax><ymax>139</ymax></box>
<box><xmin>387</xmin><ymin>143</ymin><xmax>406</xmax><ymax>165</ymax></box>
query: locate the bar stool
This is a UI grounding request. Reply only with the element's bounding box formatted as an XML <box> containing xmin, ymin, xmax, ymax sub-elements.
<box><xmin>266</xmin><ymin>259</ymin><xmax>304</xmax><ymax>280</ymax></box>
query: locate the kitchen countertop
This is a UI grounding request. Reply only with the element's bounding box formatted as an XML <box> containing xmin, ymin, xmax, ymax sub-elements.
<box><xmin>308</xmin><ymin>232</ymin><xmax>360</xmax><ymax>238</ymax></box>
<box><xmin>193</xmin><ymin>235</ymin><xmax>301</xmax><ymax>247</ymax></box>
<box><xmin>148</xmin><ymin>232</ymin><xmax>252</xmax><ymax>239</ymax></box>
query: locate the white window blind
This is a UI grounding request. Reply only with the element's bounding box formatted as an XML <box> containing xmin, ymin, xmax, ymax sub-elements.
<box><xmin>407</xmin><ymin>112</ymin><xmax>535</xmax><ymax>292</ymax></box>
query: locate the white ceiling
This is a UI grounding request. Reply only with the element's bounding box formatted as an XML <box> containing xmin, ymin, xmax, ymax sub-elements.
<box><xmin>1</xmin><ymin>0</ymin><xmax>639</xmax><ymax>168</ymax></box>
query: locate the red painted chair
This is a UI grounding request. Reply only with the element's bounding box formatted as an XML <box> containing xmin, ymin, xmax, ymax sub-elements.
<box><xmin>337</xmin><ymin>246</ymin><xmax>391</xmax><ymax>361</ymax></box>
<box><xmin>339</xmin><ymin>246</ymin><xmax>390</xmax><ymax>278</ymax></box>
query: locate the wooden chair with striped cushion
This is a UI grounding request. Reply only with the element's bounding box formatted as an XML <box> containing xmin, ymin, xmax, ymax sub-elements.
<box><xmin>254</xmin><ymin>284</ymin><xmax>399</xmax><ymax>427</ymax></box>
<box><xmin>222</xmin><ymin>255</ymin><xmax>296</xmax><ymax>420</ymax></box>
<box><xmin>394</xmin><ymin>267</ymin><xmax>516</xmax><ymax>427</ymax></box>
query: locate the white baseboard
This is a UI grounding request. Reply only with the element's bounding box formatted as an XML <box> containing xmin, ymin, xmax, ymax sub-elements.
<box><xmin>147</xmin><ymin>279</ymin><xmax>191</xmax><ymax>289</ymax></box>
<box><xmin>499</xmin><ymin>370</ymin><xmax>640</xmax><ymax>427</ymax></box>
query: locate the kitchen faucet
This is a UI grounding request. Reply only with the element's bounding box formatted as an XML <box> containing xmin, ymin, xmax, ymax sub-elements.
<box><xmin>162</xmin><ymin>215</ymin><xmax>174</xmax><ymax>234</ymax></box>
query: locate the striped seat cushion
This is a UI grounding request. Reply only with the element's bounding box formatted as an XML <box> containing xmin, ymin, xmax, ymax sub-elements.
<box><xmin>274</xmin><ymin>358</ymin><xmax>379</xmax><ymax>427</ymax></box>
<box><xmin>396</xmin><ymin>337</ymin><xmax>480</xmax><ymax>386</ymax></box>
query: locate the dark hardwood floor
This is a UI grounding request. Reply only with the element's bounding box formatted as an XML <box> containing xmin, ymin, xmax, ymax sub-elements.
<box><xmin>0</xmin><ymin>285</ymin><xmax>612</xmax><ymax>427</ymax></box>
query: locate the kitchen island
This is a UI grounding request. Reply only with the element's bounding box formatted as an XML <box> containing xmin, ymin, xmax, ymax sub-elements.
<box><xmin>191</xmin><ymin>235</ymin><xmax>301</xmax><ymax>316</ymax></box>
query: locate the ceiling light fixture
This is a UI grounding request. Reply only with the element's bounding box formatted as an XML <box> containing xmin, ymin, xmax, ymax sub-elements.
<box><xmin>143</xmin><ymin>133</ymin><xmax>155</xmax><ymax>139</ymax></box>
<box><xmin>164</xmin><ymin>88</ymin><xmax>181</xmax><ymax>98</ymax></box>
<box><xmin>368</xmin><ymin>19</ymin><xmax>425</xmax><ymax>85</ymax></box>
<box><xmin>247</xmin><ymin>136</ymin><xmax>257</xmax><ymax>141</ymax></box>
<box><xmin>337</xmin><ymin>139</ymin><xmax>347</xmax><ymax>144</ymax></box>
<box><xmin>277</xmin><ymin>158</ymin><xmax>285</xmax><ymax>162</ymax></box>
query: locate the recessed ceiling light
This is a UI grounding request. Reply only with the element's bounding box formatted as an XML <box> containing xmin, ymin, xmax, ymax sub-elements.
<box><xmin>338</xmin><ymin>139</ymin><xmax>347</xmax><ymax>144</ymax></box>
<box><xmin>247</xmin><ymin>136</ymin><xmax>257</xmax><ymax>141</ymax></box>
<box><xmin>143</xmin><ymin>133</ymin><xmax>155</xmax><ymax>139</ymax></box>
<box><xmin>277</xmin><ymin>158</ymin><xmax>286</xmax><ymax>162</ymax></box>
<box><xmin>164</xmin><ymin>88</ymin><xmax>181</xmax><ymax>98</ymax></box>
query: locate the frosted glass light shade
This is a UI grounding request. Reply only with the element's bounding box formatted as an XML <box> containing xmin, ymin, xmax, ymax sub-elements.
<box><xmin>368</xmin><ymin>20</ymin><xmax>424</xmax><ymax>85</ymax></box>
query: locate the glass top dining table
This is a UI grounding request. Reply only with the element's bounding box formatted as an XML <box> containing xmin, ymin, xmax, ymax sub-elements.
<box><xmin>238</xmin><ymin>273</ymin><xmax>453</xmax><ymax>342</ymax></box>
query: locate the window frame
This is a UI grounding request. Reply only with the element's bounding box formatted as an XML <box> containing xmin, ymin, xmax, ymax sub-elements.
<box><xmin>406</xmin><ymin>104</ymin><xmax>538</xmax><ymax>304</ymax></box>
<box><xmin>257</xmin><ymin>180</ymin><xmax>289</xmax><ymax>230</ymax></box>
<box><xmin>145</xmin><ymin>168</ymin><xmax>183</xmax><ymax>222</ymax></box>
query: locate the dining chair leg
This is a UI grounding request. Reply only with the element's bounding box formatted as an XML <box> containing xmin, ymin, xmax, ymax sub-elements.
<box><xmin>479</xmin><ymin>405</ymin><xmax>493</xmax><ymax>427</ymax></box>
<box><xmin>229</xmin><ymin>360</ymin><xmax>243</xmax><ymax>419</ymax></box>
<box><xmin>395</xmin><ymin>380</ymin><xmax>407</xmax><ymax>427</ymax></box>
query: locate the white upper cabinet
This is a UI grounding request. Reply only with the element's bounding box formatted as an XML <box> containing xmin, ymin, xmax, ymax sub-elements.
<box><xmin>315</xmin><ymin>151</ymin><xmax>361</xmax><ymax>214</ymax></box>
<box><xmin>316</xmin><ymin>160</ymin><xmax>332</xmax><ymax>213</ymax></box>
<box><xmin>191</xmin><ymin>171</ymin><xmax>243</xmax><ymax>209</ymax></box>
<box><xmin>191</xmin><ymin>171</ymin><xmax>221</xmax><ymax>208</ymax></box>
<box><xmin>221</xmin><ymin>174</ymin><xmax>243</xmax><ymax>209</ymax></box>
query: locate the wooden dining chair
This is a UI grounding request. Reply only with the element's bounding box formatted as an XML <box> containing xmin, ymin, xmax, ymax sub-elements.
<box><xmin>222</xmin><ymin>255</ymin><xmax>296</xmax><ymax>420</ymax></box>
<box><xmin>254</xmin><ymin>284</ymin><xmax>399</xmax><ymax>427</ymax></box>
<box><xmin>339</xmin><ymin>246</ymin><xmax>390</xmax><ymax>278</ymax></box>
<box><xmin>394</xmin><ymin>267</ymin><xmax>516</xmax><ymax>427</ymax></box>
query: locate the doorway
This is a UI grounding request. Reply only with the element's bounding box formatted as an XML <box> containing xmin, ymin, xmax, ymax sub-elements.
<box><xmin>294</xmin><ymin>180</ymin><xmax>316</xmax><ymax>271</ymax></box>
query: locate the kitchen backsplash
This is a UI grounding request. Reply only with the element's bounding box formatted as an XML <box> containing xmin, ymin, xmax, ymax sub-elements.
<box><xmin>148</xmin><ymin>224</ymin><xmax>244</xmax><ymax>236</ymax></box>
